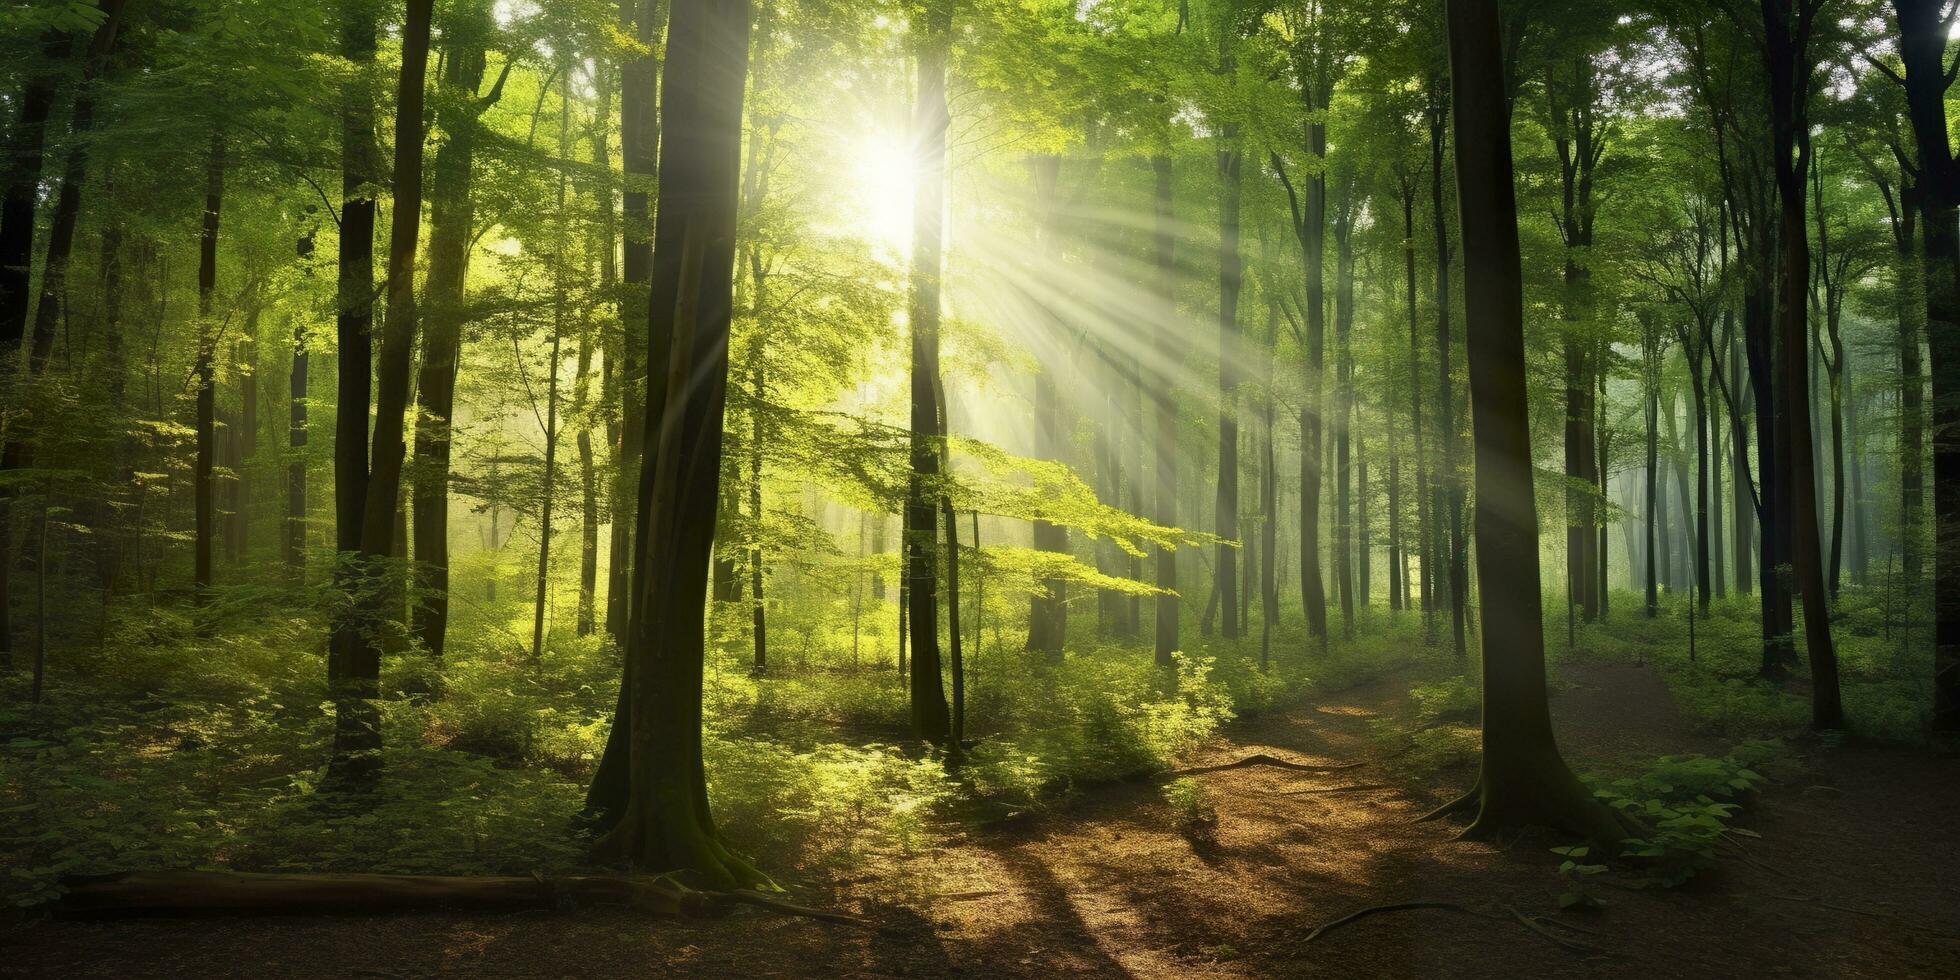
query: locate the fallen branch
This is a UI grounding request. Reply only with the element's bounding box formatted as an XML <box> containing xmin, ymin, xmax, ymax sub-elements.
<box><xmin>1301</xmin><ymin>901</ymin><xmax>1477</xmax><ymax>944</ymax></box>
<box><xmin>53</xmin><ymin>871</ymin><xmax>863</xmax><ymax>927</ymax></box>
<box><xmin>1176</xmin><ymin>753</ymin><xmax>1365</xmax><ymax>776</ymax></box>
<box><xmin>1275</xmin><ymin>784</ymin><xmax>1394</xmax><ymax>796</ymax></box>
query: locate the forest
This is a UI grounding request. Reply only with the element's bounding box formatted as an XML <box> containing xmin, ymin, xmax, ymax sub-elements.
<box><xmin>1</xmin><ymin>0</ymin><xmax>1956</xmax><ymax>975</ymax></box>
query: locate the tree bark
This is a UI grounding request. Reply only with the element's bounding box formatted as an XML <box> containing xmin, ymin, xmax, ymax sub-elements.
<box><xmin>412</xmin><ymin>3</ymin><xmax>498</xmax><ymax>661</ymax></box>
<box><xmin>589</xmin><ymin>0</ymin><xmax>760</xmax><ymax>886</ymax></box>
<box><xmin>1892</xmin><ymin>0</ymin><xmax>1959</xmax><ymax>730</ymax></box>
<box><xmin>1437</xmin><ymin>0</ymin><xmax>1629</xmax><ymax>843</ymax></box>
<box><xmin>328</xmin><ymin>0</ymin><xmax>381</xmax><ymax>778</ymax></box>
<box><xmin>902</xmin><ymin>0</ymin><xmax>954</xmax><ymax>742</ymax></box>
<box><xmin>1429</xmin><ymin>82</ymin><xmax>1467</xmax><ymax>658</ymax></box>
<box><xmin>1762</xmin><ymin>0</ymin><xmax>1841</xmax><ymax>728</ymax></box>
<box><xmin>27</xmin><ymin>1</ymin><xmax>127</xmax><ymax>372</ymax></box>
<box><xmin>1217</xmin><ymin>125</ymin><xmax>1243</xmax><ymax>642</ymax></box>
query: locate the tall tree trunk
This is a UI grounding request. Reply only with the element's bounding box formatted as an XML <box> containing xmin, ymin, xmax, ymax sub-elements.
<box><xmin>1333</xmin><ymin>187</ymin><xmax>1356</xmax><ymax>637</ymax></box>
<box><xmin>605</xmin><ymin>0</ymin><xmax>664</xmax><ymax>646</ymax></box>
<box><xmin>1217</xmin><ymin>128</ymin><xmax>1243</xmax><ymax>643</ymax></box>
<box><xmin>412</xmin><ymin>6</ymin><xmax>499</xmax><ymax>661</ymax></box>
<box><xmin>337</xmin><ymin>0</ymin><xmax>435</xmax><ymax>779</ymax></box>
<box><xmin>0</xmin><ymin>31</ymin><xmax>73</xmax><ymax>657</ymax></box>
<box><xmin>903</xmin><ymin>0</ymin><xmax>954</xmax><ymax>741</ymax></box>
<box><xmin>1732</xmin><ymin>332</ymin><xmax>1756</xmax><ymax>592</ymax></box>
<box><xmin>1645</xmin><ymin>369</ymin><xmax>1658</xmax><ymax>617</ymax></box>
<box><xmin>1403</xmin><ymin>187</ymin><xmax>1434</xmax><ymax>631</ymax></box>
<box><xmin>1357</xmin><ymin>433</ymin><xmax>1370</xmax><ymax>606</ymax></box>
<box><xmin>1891</xmin><ymin>0</ymin><xmax>1959</xmax><ymax>730</ymax></box>
<box><xmin>328</xmin><ymin>0</ymin><xmax>381</xmax><ymax>778</ymax></box>
<box><xmin>288</xmin><ymin>230</ymin><xmax>312</xmax><ymax>575</ymax></box>
<box><xmin>588</xmin><ymin>0</ymin><xmax>759</xmax><ymax>886</ymax></box>
<box><xmin>1762</xmin><ymin>0</ymin><xmax>1841</xmax><ymax>728</ymax></box>
<box><xmin>1437</xmin><ymin>0</ymin><xmax>1628</xmax><ymax>843</ymax></box>
<box><xmin>1430</xmin><ymin>85</ymin><xmax>1467</xmax><ymax>658</ymax></box>
<box><xmin>194</xmin><ymin>134</ymin><xmax>225</xmax><ymax>601</ymax></box>
<box><xmin>748</xmin><ymin>354</ymin><xmax>765</xmax><ymax>673</ymax></box>
<box><xmin>1151</xmin><ymin>155</ymin><xmax>1178</xmax><ymax>667</ymax></box>
<box><xmin>1689</xmin><ymin>349</ymin><xmax>1711</xmax><ymax>613</ymax></box>
<box><xmin>1290</xmin><ymin>65</ymin><xmax>1330</xmax><ymax>649</ymax></box>
<box><xmin>531</xmin><ymin>67</ymin><xmax>572</xmax><ymax>665</ymax></box>
<box><xmin>1388</xmin><ymin>444</ymin><xmax>1404</xmax><ymax>611</ymax></box>
<box><xmin>28</xmin><ymin>1</ymin><xmax>127</xmax><ymax>371</ymax></box>
<box><xmin>1025</xmin><ymin>155</ymin><xmax>1069</xmax><ymax>658</ymax></box>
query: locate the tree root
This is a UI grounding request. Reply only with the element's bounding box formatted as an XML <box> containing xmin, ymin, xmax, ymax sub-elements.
<box><xmin>1765</xmin><ymin>893</ymin><xmax>1890</xmax><ymax>919</ymax></box>
<box><xmin>1275</xmin><ymin>784</ymin><xmax>1395</xmax><ymax>796</ymax></box>
<box><xmin>1505</xmin><ymin>904</ymin><xmax>1606</xmax><ymax>954</ymax></box>
<box><xmin>1416</xmin><ymin>788</ymin><xmax>1478</xmax><ymax>823</ymax></box>
<box><xmin>1301</xmin><ymin>902</ymin><xmax>1477</xmax><ymax>944</ymax></box>
<box><xmin>51</xmin><ymin>871</ymin><xmax>865</xmax><ymax>927</ymax></box>
<box><xmin>1175</xmin><ymin>753</ymin><xmax>1365</xmax><ymax>776</ymax></box>
<box><xmin>1302</xmin><ymin>900</ymin><xmax>1610</xmax><ymax>957</ymax></box>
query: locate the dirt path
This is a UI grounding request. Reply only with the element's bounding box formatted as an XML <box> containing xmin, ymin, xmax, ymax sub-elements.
<box><xmin>7</xmin><ymin>659</ymin><xmax>1957</xmax><ymax>978</ymax></box>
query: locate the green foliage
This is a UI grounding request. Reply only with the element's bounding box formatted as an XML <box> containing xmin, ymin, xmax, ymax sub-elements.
<box><xmin>1574</xmin><ymin>742</ymin><xmax>1780</xmax><ymax>890</ymax></box>
<box><xmin>1160</xmin><ymin>777</ymin><xmax>1215</xmax><ymax>834</ymax></box>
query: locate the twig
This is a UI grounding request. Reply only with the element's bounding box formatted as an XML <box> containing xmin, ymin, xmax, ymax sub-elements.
<box><xmin>1175</xmin><ymin>753</ymin><xmax>1366</xmax><ymax>776</ymax></box>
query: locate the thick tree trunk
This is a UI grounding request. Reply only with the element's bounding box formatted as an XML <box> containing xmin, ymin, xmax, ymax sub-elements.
<box><xmin>589</xmin><ymin>0</ymin><xmax>760</xmax><ymax>886</ymax></box>
<box><xmin>1762</xmin><ymin>0</ymin><xmax>1841</xmax><ymax>728</ymax></box>
<box><xmin>1437</xmin><ymin>0</ymin><xmax>1628</xmax><ymax>843</ymax></box>
<box><xmin>1893</xmin><ymin>0</ymin><xmax>1960</xmax><ymax>732</ymax></box>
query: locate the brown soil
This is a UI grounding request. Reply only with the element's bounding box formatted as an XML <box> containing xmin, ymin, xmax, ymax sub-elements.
<box><xmin>6</xmin><ymin>658</ymin><xmax>1957</xmax><ymax>978</ymax></box>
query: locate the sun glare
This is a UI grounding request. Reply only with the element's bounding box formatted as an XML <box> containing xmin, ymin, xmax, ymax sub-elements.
<box><xmin>852</xmin><ymin>132</ymin><xmax>917</xmax><ymax>258</ymax></box>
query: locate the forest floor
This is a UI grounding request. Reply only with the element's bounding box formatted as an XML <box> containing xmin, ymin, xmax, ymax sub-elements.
<box><xmin>6</xmin><ymin>654</ymin><xmax>1958</xmax><ymax>978</ymax></box>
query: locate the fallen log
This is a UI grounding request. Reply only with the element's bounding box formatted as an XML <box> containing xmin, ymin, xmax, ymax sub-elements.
<box><xmin>54</xmin><ymin>871</ymin><xmax>863</xmax><ymax>927</ymax></box>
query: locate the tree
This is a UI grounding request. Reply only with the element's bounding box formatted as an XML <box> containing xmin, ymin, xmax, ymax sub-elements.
<box><xmin>589</xmin><ymin>0</ymin><xmax>761</xmax><ymax>885</ymax></box>
<box><xmin>1886</xmin><ymin>0</ymin><xmax>1960</xmax><ymax>733</ymax></box>
<box><xmin>411</xmin><ymin>0</ymin><xmax>508</xmax><ymax>664</ymax></box>
<box><xmin>331</xmin><ymin>0</ymin><xmax>436</xmax><ymax>780</ymax></box>
<box><xmin>904</xmin><ymin>0</ymin><xmax>955</xmax><ymax>743</ymax></box>
<box><xmin>1759</xmin><ymin>0</ymin><xmax>1842</xmax><ymax>729</ymax></box>
<box><xmin>1429</xmin><ymin>0</ymin><xmax>1632</xmax><ymax>843</ymax></box>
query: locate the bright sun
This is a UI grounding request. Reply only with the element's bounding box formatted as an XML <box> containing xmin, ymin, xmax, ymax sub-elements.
<box><xmin>852</xmin><ymin>132</ymin><xmax>917</xmax><ymax>257</ymax></box>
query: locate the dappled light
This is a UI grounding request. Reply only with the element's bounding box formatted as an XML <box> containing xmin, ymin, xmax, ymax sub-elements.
<box><xmin>2</xmin><ymin>0</ymin><xmax>1958</xmax><ymax>976</ymax></box>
